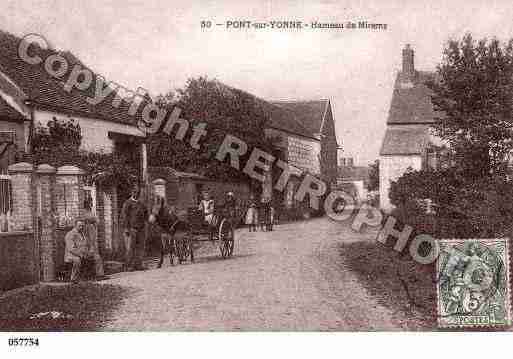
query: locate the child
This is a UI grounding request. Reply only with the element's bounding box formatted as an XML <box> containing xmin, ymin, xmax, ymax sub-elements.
<box><xmin>259</xmin><ymin>197</ymin><xmax>272</xmax><ymax>232</ymax></box>
<box><xmin>245</xmin><ymin>195</ymin><xmax>258</xmax><ymax>232</ymax></box>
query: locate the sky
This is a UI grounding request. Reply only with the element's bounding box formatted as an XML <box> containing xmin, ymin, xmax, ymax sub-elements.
<box><xmin>2</xmin><ymin>0</ymin><xmax>513</xmax><ymax>165</ymax></box>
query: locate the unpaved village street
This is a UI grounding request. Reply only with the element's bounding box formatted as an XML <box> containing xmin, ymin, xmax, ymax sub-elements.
<box><xmin>104</xmin><ymin>218</ymin><xmax>410</xmax><ymax>331</ymax></box>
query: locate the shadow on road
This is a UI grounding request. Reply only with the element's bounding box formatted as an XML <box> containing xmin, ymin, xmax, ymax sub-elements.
<box><xmin>0</xmin><ymin>283</ymin><xmax>137</xmax><ymax>331</ymax></box>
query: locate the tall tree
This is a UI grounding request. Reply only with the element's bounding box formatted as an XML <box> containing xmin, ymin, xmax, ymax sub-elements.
<box><xmin>148</xmin><ymin>77</ymin><xmax>280</xmax><ymax>182</ymax></box>
<box><xmin>429</xmin><ymin>34</ymin><xmax>513</xmax><ymax>179</ymax></box>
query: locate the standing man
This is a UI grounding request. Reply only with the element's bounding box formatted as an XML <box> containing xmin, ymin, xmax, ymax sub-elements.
<box><xmin>120</xmin><ymin>183</ymin><xmax>148</xmax><ymax>271</ymax></box>
<box><xmin>224</xmin><ymin>191</ymin><xmax>237</xmax><ymax>224</ymax></box>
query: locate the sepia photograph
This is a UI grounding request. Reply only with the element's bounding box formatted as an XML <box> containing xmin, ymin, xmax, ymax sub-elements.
<box><xmin>1</xmin><ymin>0</ymin><xmax>513</xmax><ymax>356</ymax></box>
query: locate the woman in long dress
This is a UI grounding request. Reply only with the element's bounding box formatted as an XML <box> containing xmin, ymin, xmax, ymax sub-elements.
<box><xmin>245</xmin><ymin>195</ymin><xmax>258</xmax><ymax>232</ymax></box>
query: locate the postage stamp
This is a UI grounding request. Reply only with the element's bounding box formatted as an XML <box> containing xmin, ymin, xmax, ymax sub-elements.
<box><xmin>437</xmin><ymin>238</ymin><xmax>511</xmax><ymax>328</ymax></box>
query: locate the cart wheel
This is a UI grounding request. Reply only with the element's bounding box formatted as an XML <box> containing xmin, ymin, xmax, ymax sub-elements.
<box><xmin>174</xmin><ymin>229</ymin><xmax>189</xmax><ymax>263</ymax></box>
<box><xmin>218</xmin><ymin>219</ymin><xmax>234</xmax><ymax>259</ymax></box>
<box><xmin>185</xmin><ymin>233</ymin><xmax>194</xmax><ymax>262</ymax></box>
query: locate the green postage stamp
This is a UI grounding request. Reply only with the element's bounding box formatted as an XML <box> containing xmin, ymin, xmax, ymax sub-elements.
<box><xmin>437</xmin><ymin>238</ymin><xmax>511</xmax><ymax>328</ymax></box>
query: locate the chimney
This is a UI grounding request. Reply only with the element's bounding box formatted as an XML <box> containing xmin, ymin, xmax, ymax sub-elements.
<box><xmin>402</xmin><ymin>44</ymin><xmax>415</xmax><ymax>79</ymax></box>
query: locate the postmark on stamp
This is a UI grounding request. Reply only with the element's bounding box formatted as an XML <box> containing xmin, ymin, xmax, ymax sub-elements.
<box><xmin>437</xmin><ymin>238</ymin><xmax>511</xmax><ymax>328</ymax></box>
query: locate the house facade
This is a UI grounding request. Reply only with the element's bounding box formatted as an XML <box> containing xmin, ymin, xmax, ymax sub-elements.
<box><xmin>379</xmin><ymin>44</ymin><xmax>442</xmax><ymax>211</ymax></box>
<box><xmin>0</xmin><ymin>30</ymin><xmax>147</xmax><ymax>271</ymax></box>
<box><xmin>265</xmin><ymin>99</ymin><xmax>339</xmax><ymax>209</ymax></box>
<box><xmin>0</xmin><ymin>30</ymin><xmax>147</xmax><ymax>169</ymax></box>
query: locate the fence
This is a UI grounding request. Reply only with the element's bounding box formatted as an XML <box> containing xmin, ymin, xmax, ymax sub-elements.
<box><xmin>0</xmin><ymin>173</ymin><xmax>13</xmax><ymax>232</ymax></box>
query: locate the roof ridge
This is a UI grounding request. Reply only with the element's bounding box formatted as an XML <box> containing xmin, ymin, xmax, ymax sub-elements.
<box><xmin>270</xmin><ymin>98</ymin><xmax>329</xmax><ymax>103</ymax></box>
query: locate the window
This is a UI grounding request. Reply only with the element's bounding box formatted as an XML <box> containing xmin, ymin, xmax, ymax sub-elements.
<box><xmin>424</xmin><ymin>145</ymin><xmax>451</xmax><ymax>171</ymax></box>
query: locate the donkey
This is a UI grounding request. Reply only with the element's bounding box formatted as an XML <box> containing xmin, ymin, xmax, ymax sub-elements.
<box><xmin>149</xmin><ymin>196</ymin><xmax>193</xmax><ymax>267</ymax></box>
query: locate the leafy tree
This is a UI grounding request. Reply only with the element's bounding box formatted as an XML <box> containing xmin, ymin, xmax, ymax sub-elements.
<box><xmin>148</xmin><ymin>77</ymin><xmax>281</xmax><ymax>183</ymax></box>
<box><xmin>389</xmin><ymin>34</ymin><xmax>513</xmax><ymax>239</ymax></box>
<box><xmin>428</xmin><ymin>34</ymin><xmax>513</xmax><ymax>179</ymax></box>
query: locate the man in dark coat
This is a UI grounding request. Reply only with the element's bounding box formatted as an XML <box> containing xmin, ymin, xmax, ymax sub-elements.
<box><xmin>224</xmin><ymin>191</ymin><xmax>237</xmax><ymax>222</ymax></box>
<box><xmin>120</xmin><ymin>183</ymin><xmax>148</xmax><ymax>271</ymax></box>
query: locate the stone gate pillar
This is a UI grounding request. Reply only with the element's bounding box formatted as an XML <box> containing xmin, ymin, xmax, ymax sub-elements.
<box><xmin>36</xmin><ymin>164</ymin><xmax>56</xmax><ymax>281</ymax></box>
<box><xmin>55</xmin><ymin>165</ymin><xmax>85</xmax><ymax>227</ymax></box>
<box><xmin>7</xmin><ymin>162</ymin><xmax>34</xmax><ymax>231</ymax></box>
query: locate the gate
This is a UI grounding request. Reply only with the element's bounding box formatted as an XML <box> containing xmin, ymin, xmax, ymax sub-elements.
<box><xmin>0</xmin><ymin>172</ymin><xmax>13</xmax><ymax>232</ymax></box>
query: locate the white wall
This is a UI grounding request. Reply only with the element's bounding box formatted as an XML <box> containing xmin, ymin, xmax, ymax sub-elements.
<box><xmin>35</xmin><ymin>109</ymin><xmax>145</xmax><ymax>153</ymax></box>
<box><xmin>379</xmin><ymin>155</ymin><xmax>422</xmax><ymax>211</ymax></box>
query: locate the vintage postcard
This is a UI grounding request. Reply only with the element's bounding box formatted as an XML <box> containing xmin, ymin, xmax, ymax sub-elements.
<box><xmin>1</xmin><ymin>1</ymin><xmax>513</xmax><ymax>351</ymax></box>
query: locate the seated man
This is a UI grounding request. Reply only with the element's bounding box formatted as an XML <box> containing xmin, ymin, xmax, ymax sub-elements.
<box><xmin>64</xmin><ymin>218</ymin><xmax>104</xmax><ymax>283</ymax></box>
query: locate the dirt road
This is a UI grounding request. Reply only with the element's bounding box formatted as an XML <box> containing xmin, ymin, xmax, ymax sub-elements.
<box><xmin>104</xmin><ymin>218</ymin><xmax>406</xmax><ymax>330</ymax></box>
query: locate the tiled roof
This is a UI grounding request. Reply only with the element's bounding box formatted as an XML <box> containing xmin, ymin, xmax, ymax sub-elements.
<box><xmin>0</xmin><ymin>96</ymin><xmax>25</xmax><ymax>121</ymax></box>
<box><xmin>270</xmin><ymin>100</ymin><xmax>329</xmax><ymax>139</ymax></box>
<box><xmin>380</xmin><ymin>125</ymin><xmax>430</xmax><ymax>155</ymax></box>
<box><xmin>206</xmin><ymin>81</ymin><xmax>316</xmax><ymax>140</ymax></box>
<box><xmin>387</xmin><ymin>71</ymin><xmax>439</xmax><ymax>124</ymax></box>
<box><xmin>0</xmin><ymin>29</ymin><xmax>140</xmax><ymax>126</ymax></box>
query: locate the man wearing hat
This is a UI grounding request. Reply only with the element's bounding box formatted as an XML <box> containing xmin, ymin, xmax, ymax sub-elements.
<box><xmin>120</xmin><ymin>183</ymin><xmax>149</xmax><ymax>271</ymax></box>
<box><xmin>64</xmin><ymin>218</ymin><xmax>105</xmax><ymax>282</ymax></box>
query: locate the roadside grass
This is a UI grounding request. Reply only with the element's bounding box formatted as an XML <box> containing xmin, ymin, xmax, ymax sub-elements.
<box><xmin>0</xmin><ymin>283</ymin><xmax>135</xmax><ymax>331</ymax></box>
<box><xmin>339</xmin><ymin>240</ymin><xmax>437</xmax><ymax>329</ymax></box>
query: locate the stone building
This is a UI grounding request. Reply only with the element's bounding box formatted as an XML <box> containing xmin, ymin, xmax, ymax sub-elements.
<box><xmin>266</xmin><ymin>99</ymin><xmax>339</xmax><ymax>209</ymax></box>
<box><xmin>379</xmin><ymin>44</ymin><xmax>443</xmax><ymax>211</ymax></box>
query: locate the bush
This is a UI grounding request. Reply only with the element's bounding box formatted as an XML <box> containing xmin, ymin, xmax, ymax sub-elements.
<box><xmin>389</xmin><ymin>168</ymin><xmax>513</xmax><ymax>239</ymax></box>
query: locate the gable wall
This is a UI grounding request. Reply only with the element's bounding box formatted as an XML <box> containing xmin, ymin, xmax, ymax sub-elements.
<box><xmin>379</xmin><ymin>154</ymin><xmax>422</xmax><ymax>211</ymax></box>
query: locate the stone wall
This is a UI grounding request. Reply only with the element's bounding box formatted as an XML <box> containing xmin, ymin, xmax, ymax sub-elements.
<box><xmin>0</xmin><ymin>231</ymin><xmax>37</xmax><ymax>291</ymax></box>
<box><xmin>379</xmin><ymin>155</ymin><xmax>422</xmax><ymax>211</ymax></box>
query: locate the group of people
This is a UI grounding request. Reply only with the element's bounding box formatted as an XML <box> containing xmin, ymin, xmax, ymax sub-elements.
<box><xmin>64</xmin><ymin>183</ymin><xmax>148</xmax><ymax>283</ymax></box>
<box><xmin>199</xmin><ymin>190</ymin><xmax>276</xmax><ymax>232</ymax></box>
<box><xmin>245</xmin><ymin>195</ymin><xmax>275</xmax><ymax>232</ymax></box>
<box><xmin>63</xmin><ymin>184</ymin><xmax>242</xmax><ymax>282</ymax></box>
<box><xmin>63</xmin><ymin>184</ymin><xmax>276</xmax><ymax>282</ymax></box>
